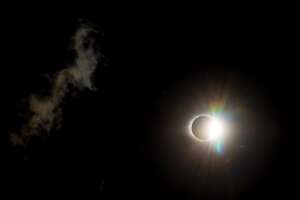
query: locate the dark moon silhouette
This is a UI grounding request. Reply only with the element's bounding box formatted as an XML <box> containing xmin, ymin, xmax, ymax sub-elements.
<box><xmin>190</xmin><ymin>115</ymin><xmax>212</xmax><ymax>141</ymax></box>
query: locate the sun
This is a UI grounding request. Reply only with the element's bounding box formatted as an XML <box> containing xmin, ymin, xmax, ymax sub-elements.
<box><xmin>206</xmin><ymin>116</ymin><xmax>225</xmax><ymax>142</ymax></box>
<box><xmin>188</xmin><ymin>114</ymin><xmax>226</xmax><ymax>143</ymax></box>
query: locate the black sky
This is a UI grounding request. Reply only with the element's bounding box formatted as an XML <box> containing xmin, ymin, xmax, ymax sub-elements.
<box><xmin>0</xmin><ymin>5</ymin><xmax>298</xmax><ymax>199</ymax></box>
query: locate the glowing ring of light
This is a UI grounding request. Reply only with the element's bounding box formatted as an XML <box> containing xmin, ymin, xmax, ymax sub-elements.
<box><xmin>188</xmin><ymin>114</ymin><xmax>224</xmax><ymax>143</ymax></box>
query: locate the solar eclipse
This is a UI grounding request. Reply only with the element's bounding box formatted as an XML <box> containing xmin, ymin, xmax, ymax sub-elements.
<box><xmin>188</xmin><ymin>114</ymin><xmax>226</xmax><ymax>154</ymax></box>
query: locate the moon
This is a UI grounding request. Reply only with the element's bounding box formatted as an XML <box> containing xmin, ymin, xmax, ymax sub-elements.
<box><xmin>188</xmin><ymin>114</ymin><xmax>225</xmax><ymax>143</ymax></box>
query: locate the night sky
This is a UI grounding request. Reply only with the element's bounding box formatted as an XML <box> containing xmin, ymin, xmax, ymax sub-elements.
<box><xmin>0</xmin><ymin>5</ymin><xmax>298</xmax><ymax>199</ymax></box>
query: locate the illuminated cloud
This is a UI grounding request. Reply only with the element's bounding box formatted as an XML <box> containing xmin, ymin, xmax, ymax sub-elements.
<box><xmin>11</xmin><ymin>22</ymin><xmax>100</xmax><ymax>145</ymax></box>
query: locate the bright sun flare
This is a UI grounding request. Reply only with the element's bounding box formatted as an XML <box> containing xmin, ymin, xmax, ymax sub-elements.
<box><xmin>206</xmin><ymin>117</ymin><xmax>225</xmax><ymax>141</ymax></box>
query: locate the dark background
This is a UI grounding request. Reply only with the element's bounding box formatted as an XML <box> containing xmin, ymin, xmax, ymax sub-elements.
<box><xmin>0</xmin><ymin>5</ymin><xmax>298</xmax><ymax>199</ymax></box>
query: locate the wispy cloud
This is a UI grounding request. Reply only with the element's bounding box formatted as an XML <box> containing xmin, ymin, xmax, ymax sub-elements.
<box><xmin>11</xmin><ymin>22</ymin><xmax>100</xmax><ymax>145</ymax></box>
